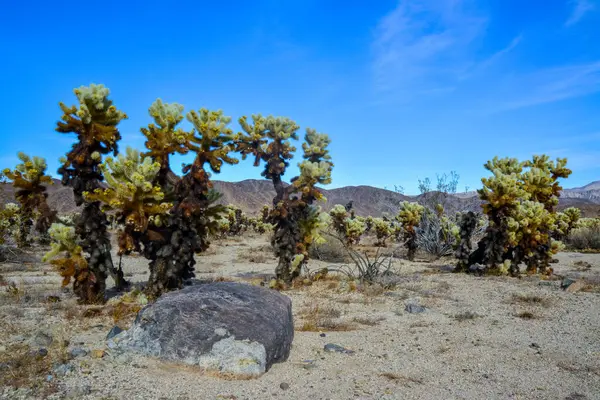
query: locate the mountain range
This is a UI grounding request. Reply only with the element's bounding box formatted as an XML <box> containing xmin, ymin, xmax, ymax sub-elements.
<box><xmin>2</xmin><ymin>179</ymin><xmax>600</xmax><ymax>218</ymax></box>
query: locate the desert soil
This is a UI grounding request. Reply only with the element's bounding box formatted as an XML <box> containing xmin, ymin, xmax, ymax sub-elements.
<box><xmin>1</xmin><ymin>233</ymin><xmax>599</xmax><ymax>400</ymax></box>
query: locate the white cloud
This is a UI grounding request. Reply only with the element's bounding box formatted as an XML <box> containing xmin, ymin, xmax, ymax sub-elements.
<box><xmin>371</xmin><ymin>0</ymin><xmax>487</xmax><ymax>98</ymax></box>
<box><xmin>565</xmin><ymin>0</ymin><xmax>595</xmax><ymax>26</ymax></box>
<box><xmin>492</xmin><ymin>61</ymin><xmax>600</xmax><ymax>111</ymax></box>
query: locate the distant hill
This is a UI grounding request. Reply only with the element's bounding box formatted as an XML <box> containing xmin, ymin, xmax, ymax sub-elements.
<box><xmin>1</xmin><ymin>178</ymin><xmax>599</xmax><ymax>218</ymax></box>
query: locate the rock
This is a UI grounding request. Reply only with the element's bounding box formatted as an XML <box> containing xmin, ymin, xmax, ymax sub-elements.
<box><xmin>110</xmin><ymin>282</ymin><xmax>293</xmax><ymax>378</ymax></box>
<box><xmin>469</xmin><ymin>263</ymin><xmax>486</xmax><ymax>275</ymax></box>
<box><xmin>91</xmin><ymin>349</ymin><xmax>105</xmax><ymax>359</ymax></box>
<box><xmin>405</xmin><ymin>304</ymin><xmax>426</xmax><ymax>314</ymax></box>
<box><xmin>280</xmin><ymin>382</ymin><xmax>290</xmax><ymax>390</ymax></box>
<box><xmin>32</xmin><ymin>332</ymin><xmax>53</xmax><ymax>347</ymax></box>
<box><xmin>319</xmin><ymin>333</ymin><xmax>326</xmax><ymax>337</ymax></box>
<box><xmin>561</xmin><ymin>278</ymin><xmax>576</xmax><ymax>289</ymax></box>
<box><xmin>68</xmin><ymin>347</ymin><xmax>88</xmax><ymax>359</ymax></box>
<box><xmin>106</xmin><ymin>325</ymin><xmax>123</xmax><ymax>340</ymax></box>
<box><xmin>324</xmin><ymin>343</ymin><xmax>355</xmax><ymax>354</ymax></box>
<box><xmin>36</xmin><ymin>348</ymin><xmax>48</xmax><ymax>358</ymax></box>
<box><xmin>565</xmin><ymin>280</ymin><xmax>586</xmax><ymax>293</ymax></box>
<box><xmin>53</xmin><ymin>363</ymin><xmax>75</xmax><ymax>377</ymax></box>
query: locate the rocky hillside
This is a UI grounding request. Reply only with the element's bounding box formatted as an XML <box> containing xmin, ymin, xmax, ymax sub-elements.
<box><xmin>2</xmin><ymin>179</ymin><xmax>599</xmax><ymax>217</ymax></box>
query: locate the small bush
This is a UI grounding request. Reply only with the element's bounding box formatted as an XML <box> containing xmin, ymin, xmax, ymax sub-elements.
<box><xmin>565</xmin><ymin>225</ymin><xmax>600</xmax><ymax>251</ymax></box>
<box><xmin>309</xmin><ymin>235</ymin><xmax>347</xmax><ymax>263</ymax></box>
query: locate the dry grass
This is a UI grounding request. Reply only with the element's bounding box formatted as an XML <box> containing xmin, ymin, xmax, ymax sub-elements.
<box><xmin>453</xmin><ymin>311</ymin><xmax>480</xmax><ymax>322</ymax></box>
<box><xmin>352</xmin><ymin>315</ymin><xmax>386</xmax><ymax>326</ymax></box>
<box><xmin>510</xmin><ymin>293</ymin><xmax>551</xmax><ymax>307</ymax></box>
<box><xmin>0</xmin><ymin>338</ymin><xmax>69</xmax><ymax>396</ymax></box>
<box><xmin>296</xmin><ymin>302</ymin><xmax>355</xmax><ymax>332</ymax></box>
<box><xmin>516</xmin><ymin>311</ymin><xmax>537</xmax><ymax>319</ymax></box>
<box><xmin>380</xmin><ymin>372</ymin><xmax>424</xmax><ymax>387</ymax></box>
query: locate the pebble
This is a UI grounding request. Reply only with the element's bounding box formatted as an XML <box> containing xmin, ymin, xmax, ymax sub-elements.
<box><xmin>69</xmin><ymin>347</ymin><xmax>89</xmax><ymax>359</ymax></box>
<box><xmin>53</xmin><ymin>363</ymin><xmax>75</xmax><ymax>377</ymax></box>
<box><xmin>405</xmin><ymin>304</ymin><xmax>426</xmax><ymax>314</ymax></box>
<box><xmin>106</xmin><ymin>325</ymin><xmax>123</xmax><ymax>340</ymax></box>
<box><xmin>279</xmin><ymin>382</ymin><xmax>290</xmax><ymax>390</ymax></box>
<box><xmin>324</xmin><ymin>343</ymin><xmax>355</xmax><ymax>354</ymax></box>
<box><xmin>32</xmin><ymin>332</ymin><xmax>53</xmax><ymax>347</ymax></box>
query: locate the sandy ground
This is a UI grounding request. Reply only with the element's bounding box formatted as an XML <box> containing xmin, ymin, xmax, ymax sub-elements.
<box><xmin>1</xmin><ymin>233</ymin><xmax>599</xmax><ymax>400</ymax></box>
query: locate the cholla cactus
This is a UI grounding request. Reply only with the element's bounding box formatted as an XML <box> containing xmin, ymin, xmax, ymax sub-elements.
<box><xmin>372</xmin><ymin>217</ymin><xmax>392</xmax><ymax>247</ymax></box>
<box><xmin>554</xmin><ymin>207</ymin><xmax>581</xmax><ymax>240</ymax></box>
<box><xmin>43</xmin><ymin>223</ymin><xmax>91</xmax><ymax>301</ymax></box>
<box><xmin>3</xmin><ymin>153</ymin><xmax>56</xmax><ymax>247</ymax></box>
<box><xmin>0</xmin><ymin>203</ymin><xmax>20</xmax><ymax>246</ymax></box>
<box><xmin>466</xmin><ymin>155</ymin><xmax>572</xmax><ymax>276</ymax></box>
<box><xmin>140</xmin><ymin>99</ymin><xmax>190</xmax><ymax>193</ymax></box>
<box><xmin>137</xmin><ymin>105</ymin><xmax>237</xmax><ymax>297</ymax></box>
<box><xmin>236</xmin><ymin>118</ymin><xmax>333</xmax><ymax>284</ymax></box>
<box><xmin>83</xmin><ymin>147</ymin><xmax>172</xmax><ymax>255</ymax></box>
<box><xmin>396</xmin><ymin>201</ymin><xmax>425</xmax><ymax>260</ymax></box>
<box><xmin>454</xmin><ymin>211</ymin><xmax>478</xmax><ymax>272</ymax></box>
<box><xmin>329</xmin><ymin>204</ymin><xmax>365</xmax><ymax>245</ymax></box>
<box><xmin>224</xmin><ymin>205</ymin><xmax>247</xmax><ymax>236</ymax></box>
<box><xmin>56</xmin><ymin>84</ymin><xmax>128</xmax><ymax>302</ymax></box>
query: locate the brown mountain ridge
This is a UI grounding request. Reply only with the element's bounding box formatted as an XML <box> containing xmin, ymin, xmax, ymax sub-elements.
<box><xmin>2</xmin><ymin>179</ymin><xmax>599</xmax><ymax>218</ymax></box>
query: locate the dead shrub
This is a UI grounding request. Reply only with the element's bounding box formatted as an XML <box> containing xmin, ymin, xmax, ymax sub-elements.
<box><xmin>352</xmin><ymin>315</ymin><xmax>386</xmax><ymax>326</ymax></box>
<box><xmin>380</xmin><ymin>372</ymin><xmax>423</xmax><ymax>387</ymax></box>
<box><xmin>453</xmin><ymin>311</ymin><xmax>479</xmax><ymax>322</ymax></box>
<box><xmin>565</xmin><ymin>225</ymin><xmax>600</xmax><ymax>251</ymax></box>
<box><xmin>516</xmin><ymin>311</ymin><xmax>537</xmax><ymax>319</ymax></box>
<box><xmin>309</xmin><ymin>236</ymin><xmax>347</xmax><ymax>263</ymax></box>
<box><xmin>297</xmin><ymin>303</ymin><xmax>354</xmax><ymax>332</ymax></box>
<box><xmin>510</xmin><ymin>293</ymin><xmax>551</xmax><ymax>307</ymax></box>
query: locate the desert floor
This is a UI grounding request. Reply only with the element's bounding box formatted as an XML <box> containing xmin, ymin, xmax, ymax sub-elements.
<box><xmin>1</xmin><ymin>233</ymin><xmax>599</xmax><ymax>400</ymax></box>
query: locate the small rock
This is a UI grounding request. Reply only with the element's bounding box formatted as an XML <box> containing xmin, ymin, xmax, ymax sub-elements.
<box><xmin>405</xmin><ymin>304</ymin><xmax>426</xmax><ymax>314</ymax></box>
<box><xmin>279</xmin><ymin>382</ymin><xmax>290</xmax><ymax>390</ymax></box>
<box><xmin>69</xmin><ymin>347</ymin><xmax>88</xmax><ymax>359</ymax></box>
<box><xmin>565</xmin><ymin>280</ymin><xmax>586</xmax><ymax>293</ymax></box>
<box><xmin>561</xmin><ymin>278</ymin><xmax>576</xmax><ymax>290</ymax></box>
<box><xmin>91</xmin><ymin>349</ymin><xmax>105</xmax><ymax>359</ymax></box>
<box><xmin>529</xmin><ymin>343</ymin><xmax>540</xmax><ymax>349</ymax></box>
<box><xmin>53</xmin><ymin>363</ymin><xmax>75</xmax><ymax>377</ymax></box>
<box><xmin>36</xmin><ymin>348</ymin><xmax>48</xmax><ymax>358</ymax></box>
<box><xmin>106</xmin><ymin>326</ymin><xmax>123</xmax><ymax>340</ymax></box>
<box><xmin>469</xmin><ymin>263</ymin><xmax>486</xmax><ymax>275</ymax></box>
<box><xmin>324</xmin><ymin>343</ymin><xmax>355</xmax><ymax>354</ymax></box>
<box><xmin>298</xmin><ymin>360</ymin><xmax>317</xmax><ymax>370</ymax></box>
<box><xmin>33</xmin><ymin>332</ymin><xmax>53</xmax><ymax>347</ymax></box>
<box><xmin>319</xmin><ymin>333</ymin><xmax>326</xmax><ymax>337</ymax></box>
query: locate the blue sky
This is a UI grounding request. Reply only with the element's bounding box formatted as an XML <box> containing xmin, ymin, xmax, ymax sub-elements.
<box><xmin>1</xmin><ymin>0</ymin><xmax>599</xmax><ymax>194</ymax></box>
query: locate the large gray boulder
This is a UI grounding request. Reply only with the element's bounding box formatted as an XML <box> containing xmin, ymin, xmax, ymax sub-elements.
<box><xmin>108</xmin><ymin>282</ymin><xmax>294</xmax><ymax>378</ymax></box>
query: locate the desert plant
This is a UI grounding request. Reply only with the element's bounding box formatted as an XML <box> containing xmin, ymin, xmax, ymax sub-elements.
<box><xmin>325</xmin><ymin>233</ymin><xmax>394</xmax><ymax>284</ymax></box>
<box><xmin>415</xmin><ymin>208</ymin><xmax>459</xmax><ymax>260</ymax></box>
<box><xmin>3</xmin><ymin>153</ymin><xmax>57</xmax><ymax>247</ymax></box>
<box><xmin>83</xmin><ymin>147</ymin><xmax>172</xmax><ymax>260</ymax></box>
<box><xmin>329</xmin><ymin>204</ymin><xmax>366</xmax><ymax>245</ymax></box>
<box><xmin>396</xmin><ymin>201</ymin><xmax>425</xmax><ymax>260</ymax></box>
<box><xmin>236</xmin><ymin>116</ymin><xmax>333</xmax><ymax>284</ymax></box>
<box><xmin>372</xmin><ymin>217</ymin><xmax>392</xmax><ymax>247</ymax></box>
<box><xmin>56</xmin><ymin>84</ymin><xmax>128</xmax><ymax>302</ymax></box>
<box><xmin>467</xmin><ymin>155</ymin><xmax>571</xmax><ymax>276</ymax></box>
<box><xmin>454</xmin><ymin>211</ymin><xmax>478</xmax><ymax>272</ymax></box>
<box><xmin>43</xmin><ymin>223</ymin><xmax>91</xmax><ymax>301</ymax></box>
<box><xmin>565</xmin><ymin>218</ymin><xmax>600</xmax><ymax>251</ymax></box>
<box><xmin>138</xmin><ymin>103</ymin><xmax>237</xmax><ymax>297</ymax></box>
<box><xmin>554</xmin><ymin>207</ymin><xmax>581</xmax><ymax>240</ymax></box>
